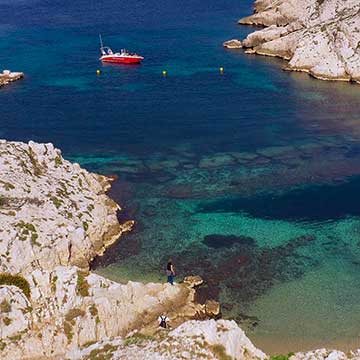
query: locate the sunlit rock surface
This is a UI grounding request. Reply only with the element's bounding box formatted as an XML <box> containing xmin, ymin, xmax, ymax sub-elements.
<box><xmin>0</xmin><ymin>70</ymin><xmax>23</xmax><ymax>87</ymax></box>
<box><xmin>0</xmin><ymin>140</ymin><xmax>133</xmax><ymax>274</ymax></box>
<box><xmin>223</xmin><ymin>39</ymin><xmax>243</xmax><ymax>49</ymax></box>
<box><xmin>231</xmin><ymin>0</ymin><xmax>360</xmax><ymax>83</ymax></box>
<box><xmin>68</xmin><ymin>320</ymin><xmax>267</xmax><ymax>360</ymax></box>
<box><xmin>0</xmin><ymin>140</ymin><xmax>265</xmax><ymax>360</ymax></box>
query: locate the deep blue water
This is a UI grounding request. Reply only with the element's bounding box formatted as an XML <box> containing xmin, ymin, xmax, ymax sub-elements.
<box><xmin>3</xmin><ymin>0</ymin><xmax>360</xmax><ymax>354</ymax></box>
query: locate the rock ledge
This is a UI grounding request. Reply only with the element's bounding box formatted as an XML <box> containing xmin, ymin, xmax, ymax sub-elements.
<box><xmin>229</xmin><ymin>0</ymin><xmax>360</xmax><ymax>83</ymax></box>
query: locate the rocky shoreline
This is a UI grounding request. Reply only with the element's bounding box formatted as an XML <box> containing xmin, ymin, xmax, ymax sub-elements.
<box><xmin>0</xmin><ymin>71</ymin><xmax>23</xmax><ymax>88</ymax></box>
<box><xmin>224</xmin><ymin>0</ymin><xmax>360</xmax><ymax>83</ymax></box>
<box><xmin>0</xmin><ymin>140</ymin><xmax>265</xmax><ymax>360</ymax></box>
<box><xmin>2</xmin><ymin>140</ymin><xmax>360</xmax><ymax>359</ymax></box>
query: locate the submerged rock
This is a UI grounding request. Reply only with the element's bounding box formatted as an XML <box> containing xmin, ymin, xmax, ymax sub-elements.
<box><xmin>199</xmin><ymin>153</ymin><xmax>236</xmax><ymax>169</ymax></box>
<box><xmin>203</xmin><ymin>234</ymin><xmax>256</xmax><ymax>248</ymax></box>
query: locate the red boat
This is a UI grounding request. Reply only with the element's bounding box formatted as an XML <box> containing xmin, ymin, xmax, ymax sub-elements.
<box><xmin>99</xmin><ymin>35</ymin><xmax>144</xmax><ymax>64</ymax></box>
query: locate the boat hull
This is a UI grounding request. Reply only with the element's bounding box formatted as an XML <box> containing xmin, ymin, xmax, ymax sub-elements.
<box><xmin>100</xmin><ymin>56</ymin><xmax>143</xmax><ymax>64</ymax></box>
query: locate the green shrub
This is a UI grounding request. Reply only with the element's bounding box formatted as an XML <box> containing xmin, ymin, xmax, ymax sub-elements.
<box><xmin>270</xmin><ymin>353</ymin><xmax>295</xmax><ymax>360</ymax></box>
<box><xmin>76</xmin><ymin>271</ymin><xmax>90</xmax><ymax>297</ymax></box>
<box><xmin>0</xmin><ymin>299</ymin><xmax>11</xmax><ymax>313</ymax></box>
<box><xmin>89</xmin><ymin>304</ymin><xmax>98</xmax><ymax>317</ymax></box>
<box><xmin>8</xmin><ymin>334</ymin><xmax>22</xmax><ymax>342</ymax></box>
<box><xmin>31</xmin><ymin>232</ymin><xmax>41</xmax><ymax>247</ymax></box>
<box><xmin>51</xmin><ymin>275</ymin><xmax>58</xmax><ymax>292</ymax></box>
<box><xmin>83</xmin><ymin>221</ymin><xmax>89</xmax><ymax>232</ymax></box>
<box><xmin>26</xmin><ymin>148</ymin><xmax>42</xmax><ymax>177</ymax></box>
<box><xmin>54</xmin><ymin>156</ymin><xmax>63</xmax><ymax>167</ymax></box>
<box><xmin>210</xmin><ymin>344</ymin><xmax>232</xmax><ymax>360</ymax></box>
<box><xmin>3</xmin><ymin>317</ymin><xmax>12</xmax><ymax>326</ymax></box>
<box><xmin>2</xmin><ymin>182</ymin><xmax>15</xmax><ymax>191</ymax></box>
<box><xmin>85</xmin><ymin>344</ymin><xmax>116</xmax><ymax>360</ymax></box>
<box><xmin>50</xmin><ymin>196</ymin><xmax>62</xmax><ymax>209</ymax></box>
<box><xmin>64</xmin><ymin>321</ymin><xmax>73</xmax><ymax>343</ymax></box>
<box><xmin>0</xmin><ymin>273</ymin><xmax>31</xmax><ymax>299</ymax></box>
<box><xmin>123</xmin><ymin>333</ymin><xmax>154</xmax><ymax>346</ymax></box>
<box><xmin>65</xmin><ymin>308</ymin><xmax>85</xmax><ymax>322</ymax></box>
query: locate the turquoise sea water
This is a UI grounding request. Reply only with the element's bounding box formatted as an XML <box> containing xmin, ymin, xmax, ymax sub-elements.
<box><xmin>2</xmin><ymin>0</ymin><xmax>360</xmax><ymax>353</ymax></box>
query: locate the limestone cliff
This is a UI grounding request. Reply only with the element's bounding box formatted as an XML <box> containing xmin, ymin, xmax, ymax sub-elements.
<box><xmin>225</xmin><ymin>0</ymin><xmax>360</xmax><ymax>83</ymax></box>
<box><xmin>3</xmin><ymin>140</ymin><xmax>356</xmax><ymax>360</ymax></box>
<box><xmin>0</xmin><ymin>140</ymin><xmax>265</xmax><ymax>360</ymax></box>
<box><xmin>0</xmin><ymin>140</ymin><xmax>133</xmax><ymax>274</ymax></box>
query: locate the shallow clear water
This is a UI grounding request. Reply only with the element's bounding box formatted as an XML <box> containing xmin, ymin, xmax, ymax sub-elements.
<box><xmin>2</xmin><ymin>0</ymin><xmax>360</xmax><ymax>354</ymax></box>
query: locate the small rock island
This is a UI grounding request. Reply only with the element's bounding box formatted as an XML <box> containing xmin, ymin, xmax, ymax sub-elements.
<box><xmin>0</xmin><ymin>71</ymin><xmax>23</xmax><ymax>88</ymax></box>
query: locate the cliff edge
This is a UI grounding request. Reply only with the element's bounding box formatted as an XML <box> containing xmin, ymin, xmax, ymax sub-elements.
<box><xmin>0</xmin><ymin>140</ymin><xmax>265</xmax><ymax>360</ymax></box>
<box><xmin>225</xmin><ymin>0</ymin><xmax>360</xmax><ymax>83</ymax></box>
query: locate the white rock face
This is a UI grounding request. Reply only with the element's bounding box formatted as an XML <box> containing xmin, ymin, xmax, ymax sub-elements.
<box><xmin>2</xmin><ymin>140</ymin><xmax>358</xmax><ymax>360</ymax></box>
<box><xmin>0</xmin><ymin>140</ymin><xmax>188</xmax><ymax>358</ymax></box>
<box><xmin>69</xmin><ymin>320</ymin><xmax>267</xmax><ymax>360</ymax></box>
<box><xmin>0</xmin><ymin>140</ymin><xmax>267</xmax><ymax>360</ymax></box>
<box><xmin>233</xmin><ymin>0</ymin><xmax>360</xmax><ymax>82</ymax></box>
<box><xmin>0</xmin><ymin>140</ymin><xmax>133</xmax><ymax>274</ymax></box>
<box><xmin>292</xmin><ymin>349</ymin><xmax>360</xmax><ymax>360</ymax></box>
<box><xmin>223</xmin><ymin>39</ymin><xmax>243</xmax><ymax>49</ymax></box>
<box><xmin>0</xmin><ymin>266</ymin><xmax>190</xmax><ymax>359</ymax></box>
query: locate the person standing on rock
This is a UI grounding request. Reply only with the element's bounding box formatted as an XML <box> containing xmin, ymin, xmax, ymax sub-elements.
<box><xmin>166</xmin><ymin>259</ymin><xmax>175</xmax><ymax>285</ymax></box>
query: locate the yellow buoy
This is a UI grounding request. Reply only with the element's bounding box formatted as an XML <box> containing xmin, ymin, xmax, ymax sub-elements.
<box><xmin>96</xmin><ymin>69</ymin><xmax>101</xmax><ymax>75</ymax></box>
<box><xmin>219</xmin><ymin>67</ymin><xmax>224</xmax><ymax>73</ymax></box>
<box><xmin>162</xmin><ymin>70</ymin><xmax>167</xmax><ymax>76</ymax></box>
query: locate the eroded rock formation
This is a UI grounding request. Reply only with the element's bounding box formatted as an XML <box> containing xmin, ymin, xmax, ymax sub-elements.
<box><xmin>227</xmin><ymin>0</ymin><xmax>360</xmax><ymax>83</ymax></box>
<box><xmin>0</xmin><ymin>140</ymin><xmax>264</xmax><ymax>360</ymax></box>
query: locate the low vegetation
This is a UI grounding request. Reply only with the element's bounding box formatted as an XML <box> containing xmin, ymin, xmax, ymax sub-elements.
<box><xmin>210</xmin><ymin>344</ymin><xmax>232</xmax><ymax>360</ymax></box>
<box><xmin>49</xmin><ymin>196</ymin><xmax>62</xmax><ymax>209</ymax></box>
<box><xmin>64</xmin><ymin>321</ymin><xmax>73</xmax><ymax>343</ymax></box>
<box><xmin>270</xmin><ymin>353</ymin><xmax>295</xmax><ymax>360</ymax></box>
<box><xmin>83</xmin><ymin>221</ymin><xmax>89</xmax><ymax>231</ymax></box>
<box><xmin>65</xmin><ymin>308</ymin><xmax>85</xmax><ymax>323</ymax></box>
<box><xmin>26</xmin><ymin>147</ymin><xmax>42</xmax><ymax>177</ymax></box>
<box><xmin>3</xmin><ymin>317</ymin><xmax>12</xmax><ymax>326</ymax></box>
<box><xmin>76</xmin><ymin>271</ymin><xmax>90</xmax><ymax>297</ymax></box>
<box><xmin>51</xmin><ymin>275</ymin><xmax>58</xmax><ymax>292</ymax></box>
<box><xmin>123</xmin><ymin>333</ymin><xmax>154</xmax><ymax>346</ymax></box>
<box><xmin>0</xmin><ymin>299</ymin><xmax>11</xmax><ymax>313</ymax></box>
<box><xmin>84</xmin><ymin>344</ymin><xmax>116</xmax><ymax>360</ymax></box>
<box><xmin>54</xmin><ymin>156</ymin><xmax>63</xmax><ymax>167</ymax></box>
<box><xmin>0</xmin><ymin>340</ymin><xmax>6</xmax><ymax>351</ymax></box>
<box><xmin>0</xmin><ymin>273</ymin><xmax>31</xmax><ymax>299</ymax></box>
<box><xmin>88</xmin><ymin>304</ymin><xmax>98</xmax><ymax>317</ymax></box>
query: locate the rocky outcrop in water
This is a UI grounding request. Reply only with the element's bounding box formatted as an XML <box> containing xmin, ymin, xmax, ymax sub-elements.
<box><xmin>0</xmin><ymin>70</ymin><xmax>23</xmax><ymax>87</ymax></box>
<box><xmin>228</xmin><ymin>0</ymin><xmax>360</xmax><ymax>83</ymax></box>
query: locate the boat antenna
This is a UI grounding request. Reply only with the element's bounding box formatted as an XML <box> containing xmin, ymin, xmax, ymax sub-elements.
<box><xmin>99</xmin><ymin>34</ymin><xmax>104</xmax><ymax>48</ymax></box>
